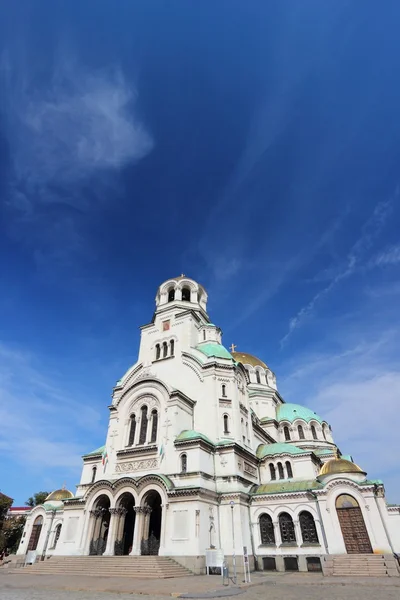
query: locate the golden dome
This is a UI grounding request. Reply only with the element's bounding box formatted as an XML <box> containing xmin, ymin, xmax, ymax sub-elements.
<box><xmin>318</xmin><ymin>458</ymin><xmax>364</xmax><ymax>477</ymax></box>
<box><xmin>231</xmin><ymin>351</ymin><xmax>268</xmax><ymax>369</ymax></box>
<box><xmin>45</xmin><ymin>487</ymin><xmax>74</xmax><ymax>502</ymax></box>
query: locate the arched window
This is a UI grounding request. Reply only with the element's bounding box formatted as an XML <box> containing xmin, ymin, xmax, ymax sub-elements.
<box><xmin>139</xmin><ymin>406</ymin><xmax>148</xmax><ymax>445</ymax></box>
<box><xmin>311</xmin><ymin>425</ymin><xmax>318</xmax><ymax>440</ymax></box>
<box><xmin>322</xmin><ymin>424</ymin><xmax>327</xmax><ymax>440</ymax></box>
<box><xmin>299</xmin><ymin>511</ymin><xmax>319</xmax><ymax>544</ymax></box>
<box><xmin>284</xmin><ymin>426</ymin><xmax>291</xmax><ymax>441</ymax></box>
<box><xmin>285</xmin><ymin>461</ymin><xmax>293</xmax><ymax>478</ymax></box>
<box><xmin>256</xmin><ymin>370</ymin><xmax>261</xmax><ymax>384</ymax></box>
<box><xmin>203</xmin><ymin>330</ymin><xmax>206</xmax><ymax>341</ymax></box>
<box><xmin>155</xmin><ymin>344</ymin><xmax>161</xmax><ymax>360</ymax></box>
<box><xmin>298</xmin><ymin>425</ymin><xmax>305</xmax><ymax>440</ymax></box>
<box><xmin>91</xmin><ymin>466</ymin><xmax>97</xmax><ymax>483</ymax></box>
<box><xmin>279</xmin><ymin>512</ymin><xmax>296</xmax><ymax>543</ymax></box>
<box><xmin>269</xmin><ymin>463</ymin><xmax>276</xmax><ymax>480</ymax></box>
<box><xmin>222</xmin><ymin>384</ymin><xmax>226</xmax><ymax>397</ymax></box>
<box><xmin>53</xmin><ymin>524</ymin><xmax>62</xmax><ymax>548</ymax></box>
<box><xmin>150</xmin><ymin>409</ymin><xmax>158</xmax><ymax>443</ymax></box>
<box><xmin>259</xmin><ymin>513</ymin><xmax>275</xmax><ymax>545</ymax></box>
<box><xmin>163</xmin><ymin>341</ymin><xmax>168</xmax><ymax>358</ymax></box>
<box><xmin>28</xmin><ymin>515</ymin><xmax>43</xmax><ymax>551</ymax></box>
<box><xmin>181</xmin><ymin>287</ymin><xmax>191</xmax><ymax>301</ymax></box>
<box><xmin>278</xmin><ymin>462</ymin><xmax>284</xmax><ymax>479</ymax></box>
<box><xmin>181</xmin><ymin>453</ymin><xmax>187</xmax><ymax>473</ymax></box>
<box><xmin>245</xmin><ymin>422</ymin><xmax>249</xmax><ymax>442</ymax></box>
<box><xmin>223</xmin><ymin>414</ymin><xmax>229</xmax><ymax>434</ymax></box>
<box><xmin>168</xmin><ymin>288</ymin><xmax>175</xmax><ymax>302</ymax></box>
<box><xmin>170</xmin><ymin>340</ymin><xmax>175</xmax><ymax>356</ymax></box>
<box><xmin>128</xmin><ymin>414</ymin><xmax>136</xmax><ymax>446</ymax></box>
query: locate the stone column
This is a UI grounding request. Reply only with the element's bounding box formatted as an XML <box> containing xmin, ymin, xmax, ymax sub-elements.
<box><xmin>103</xmin><ymin>509</ymin><xmax>118</xmax><ymax>556</ymax></box>
<box><xmin>273</xmin><ymin>520</ymin><xmax>281</xmax><ymax>546</ymax></box>
<box><xmin>159</xmin><ymin>503</ymin><xmax>169</xmax><ymax>555</ymax></box>
<box><xmin>293</xmin><ymin>519</ymin><xmax>302</xmax><ymax>545</ymax></box>
<box><xmin>130</xmin><ymin>507</ymin><xmax>144</xmax><ymax>556</ymax></box>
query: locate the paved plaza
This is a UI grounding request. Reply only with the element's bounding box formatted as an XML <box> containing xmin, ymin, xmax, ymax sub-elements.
<box><xmin>1</xmin><ymin>571</ymin><xmax>400</xmax><ymax>600</ymax></box>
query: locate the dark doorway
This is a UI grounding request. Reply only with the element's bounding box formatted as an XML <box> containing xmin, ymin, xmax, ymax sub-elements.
<box><xmin>115</xmin><ymin>493</ymin><xmax>136</xmax><ymax>556</ymax></box>
<box><xmin>141</xmin><ymin>490</ymin><xmax>162</xmax><ymax>555</ymax></box>
<box><xmin>89</xmin><ymin>495</ymin><xmax>111</xmax><ymax>555</ymax></box>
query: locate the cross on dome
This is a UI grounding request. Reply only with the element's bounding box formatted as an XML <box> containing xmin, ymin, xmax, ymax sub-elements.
<box><xmin>229</xmin><ymin>343</ymin><xmax>237</xmax><ymax>352</ymax></box>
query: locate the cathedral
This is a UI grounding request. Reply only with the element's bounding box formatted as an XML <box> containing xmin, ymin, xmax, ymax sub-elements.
<box><xmin>18</xmin><ymin>276</ymin><xmax>400</xmax><ymax>574</ymax></box>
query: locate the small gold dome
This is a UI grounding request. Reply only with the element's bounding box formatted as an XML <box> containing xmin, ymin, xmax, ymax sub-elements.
<box><xmin>318</xmin><ymin>458</ymin><xmax>364</xmax><ymax>477</ymax></box>
<box><xmin>231</xmin><ymin>351</ymin><xmax>268</xmax><ymax>369</ymax></box>
<box><xmin>45</xmin><ymin>488</ymin><xmax>74</xmax><ymax>502</ymax></box>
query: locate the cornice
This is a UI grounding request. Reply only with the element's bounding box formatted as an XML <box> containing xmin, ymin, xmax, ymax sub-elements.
<box><xmin>117</xmin><ymin>445</ymin><xmax>158</xmax><ymax>458</ymax></box>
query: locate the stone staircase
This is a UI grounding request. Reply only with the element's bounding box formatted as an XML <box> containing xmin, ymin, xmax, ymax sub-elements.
<box><xmin>22</xmin><ymin>556</ymin><xmax>193</xmax><ymax>578</ymax></box>
<box><xmin>323</xmin><ymin>554</ymin><xmax>400</xmax><ymax>577</ymax></box>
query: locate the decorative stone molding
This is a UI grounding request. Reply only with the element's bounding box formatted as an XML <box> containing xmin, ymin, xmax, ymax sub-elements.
<box><xmin>115</xmin><ymin>458</ymin><xmax>158</xmax><ymax>473</ymax></box>
<box><xmin>243</xmin><ymin>461</ymin><xmax>257</xmax><ymax>477</ymax></box>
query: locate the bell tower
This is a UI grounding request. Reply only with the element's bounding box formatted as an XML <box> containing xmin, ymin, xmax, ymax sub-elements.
<box><xmin>155</xmin><ymin>275</ymin><xmax>208</xmax><ymax>315</ymax></box>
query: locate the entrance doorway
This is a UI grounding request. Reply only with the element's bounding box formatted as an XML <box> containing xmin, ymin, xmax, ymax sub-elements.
<box><xmin>27</xmin><ymin>516</ymin><xmax>43</xmax><ymax>551</ymax></box>
<box><xmin>141</xmin><ymin>490</ymin><xmax>162</xmax><ymax>555</ymax></box>
<box><xmin>115</xmin><ymin>492</ymin><xmax>136</xmax><ymax>555</ymax></box>
<box><xmin>89</xmin><ymin>495</ymin><xmax>111</xmax><ymax>555</ymax></box>
<box><xmin>336</xmin><ymin>494</ymin><xmax>372</xmax><ymax>554</ymax></box>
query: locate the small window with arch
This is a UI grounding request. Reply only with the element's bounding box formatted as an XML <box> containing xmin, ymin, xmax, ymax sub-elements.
<box><xmin>91</xmin><ymin>466</ymin><xmax>97</xmax><ymax>483</ymax></box>
<box><xmin>168</xmin><ymin>288</ymin><xmax>175</xmax><ymax>302</ymax></box>
<box><xmin>163</xmin><ymin>341</ymin><xmax>168</xmax><ymax>358</ymax></box>
<box><xmin>256</xmin><ymin>370</ymin><xmax>261</xmax><ymax>384</ymax></box>
<box><xmin>298</xmin><ymin>425</ymin><xmax>305</xmax><ymax>440</ymax></box>
<box><xmin>278</xmin><ymin>462</ymin><xmax>284</xmax><ymax>479</ymax></box>
<box><xmin>284</xmin><ymin>426</ymin><xmax>291</xmax><ymax>441</ymax></box>
<box><xmin>221</xmin><ymin>384</ymin><xmax>227</xmax><ymax>397</ymax></box>
<box><xmin>285</xmin><ymin>461</ymin><xmax>293</xmax><ymax>478</ymax></box>
<box><xmin>223</xmin><ymin>414</ymin><xmax>230</xmax><ymax>434</ymax></box>
<box><xmin>170</xmin><ymin>339</ymin><xmax>175</xmax><ymax>356</ymax></box>
<box><xmin>181</xmin><ymin>287</ymin><xmax>191</xmax><ymax>302</ymax></box>
<box><xmin>155</xmin><ymin>344</ymin><xmax>161</xmax><ymax>360</ymax></box>
<box><xmin>180</xmin><ymin>453</ymin><xmax>187</xmax><ymax>473</ymax></box>
<box><xmin>311</xmin><ymin>424</ymin><xmax>318</xmax><ymax>440</ymax></box>
<box><xmin>269</xmin><ymin>463</ymin><xmax>276</xmax><ymax>480</ymax></box>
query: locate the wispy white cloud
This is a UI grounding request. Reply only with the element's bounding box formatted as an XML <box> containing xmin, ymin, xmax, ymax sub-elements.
<box><xmin>279</xmin><ymin>325</ymin><xmax>400</xmax><ymax>501</ymax></box>
<box><xmin>370</xmin><ymin>244</ymin><xmax>400</xmax><ymax>268</ymax></box>
<box><xmin>0</xmin><ymin>342</ymin><xmax>103</xmax><ymax>475</ymax></box>
<box><xmin>280</xmin><ymin>197</ymin><xmax>395</xmax><ymax>346</ymax></box>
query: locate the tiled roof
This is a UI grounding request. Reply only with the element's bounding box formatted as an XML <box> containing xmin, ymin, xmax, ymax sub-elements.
<box><xmin>256</xmin><ymin>442</ymin><xmax>306</xmax><ymax>459</ymax></box>
<box><xmin>252</xmin><ymin>479</ymin><xmax>323</xmax><ymax>495</ymax></box>
<box><xmin>277</xmin><ymin>403</ymin><xmax>325</xmax><ymax>424</ymax></box>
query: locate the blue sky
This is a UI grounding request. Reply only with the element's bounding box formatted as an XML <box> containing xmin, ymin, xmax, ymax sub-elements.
<box><xmin>1</xmin><ymin>1</ymin><xmax>400</xmax><ymax>505</ymax></box>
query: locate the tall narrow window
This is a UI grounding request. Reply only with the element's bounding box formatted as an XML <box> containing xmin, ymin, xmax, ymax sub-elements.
<box><xmin>269</xmin><ymin>463</ymin><xmax>276</xmax><ymax>480</ymax></box>
<box><xmin>279</xmin><ymin>512</ymin><xmax>296</xmax><ymax>543</ymax></box>
<box><xmin>286</xmin><ymin>461</ymin><xmax>293</xmax><ymax>478</ymax></box>
<box><xmin>246</xmin><ymin>422</ymin><xmax>249</xmax><ymax>442</ymax></box>
<box><xmin>256</xmin><ymin>370</ymin><xmax>261</xmax><ymax>384</ymax></box>
<box><xmin>259</xmin><ymin>514</ymin><xmax>275</xmax><ymax>545</ymax></box>
<box><xmin>181</xmin><ymin>287</ymin><xmax>191</xmax><ymax>301</ymax></box>
<box><xmin>128</xmin><ymin>414</ymin><xmax>136</xmax><ymax>446</ymax></box>
<box><xmin>139</xmin><ymin>406</ymin><xmax>148</xmax><ymax>445</ymax></box>
<box><xmin>299</xmin><ymin>511</ymin><xmax>319</xmax><ymax>544</ymax></box>
<box><xmin>155</xmin><ymin>344</ymin><xmax>161</xmax><ymax>360</ymax></box>
<box><xmin>54</xmin><ymin>524</ymin><xmax>62</xmax><ymax>548</ymax></box>
<box><xmin>222</xmin><ymin>384</ymin><xmax>226</xmax><ymax>397</ymax></box>
<box><xmin>278</xmin><ymin>462</ymin><xmax>284</xmax><ymax>479</ymax></box>
<box><xmin>150</xmin><ymin>409</ymin><xmax>158</xmax><ymax>443</ymax></box>
<box><xmin>311</xmin><ymin>425</ymin><xmax>318</xmax><ymax>440</ymax></box>
<box><xmin>170</xmin><ymin>340</ymin><xmax>175</xmax><ymax>356</ymax></box>
<box><xmin>203</xmin><ymin>330</ymin><xmax>206</xmax><ymax>341</ymax></box>
<box><xmin>91</xmin><ymin>466</ymin><xmax>97</xmax><ymax>483</ymax></box>
<box><xmin>298</xmin><ymin>425</ymin><xmax>305</xmax><ymax>440</ymax></box>
<box><xmin>181</xmin><ymin>453</ymin><xmax>187</xmax><ymax>473</ymax></box>
<box><xmin>163</xmin><ymin>341</ymin><xmax>168</xmax><ymax>358</ymax></box>
<box><xmin>223</xmin><ymin>414</ymin><xmax>229</xmax><ymax>434</ymax></box>
<box><xmin>322</xmin><ymin>424</ymin><xmax>327</xmax><ymax>440</ymax></box>
<box><xmin>168</xmin><ymin>288</ymin><xmax>175</xmax><ymax>302</ymax></box>
<box><xmin>284</xmin><ymin>426</ymin><xmax>291</xmax><ymax>441</ymax></box>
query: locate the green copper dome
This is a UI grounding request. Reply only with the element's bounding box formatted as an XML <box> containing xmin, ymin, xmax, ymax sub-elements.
<box><xmin>196</xmin><ymin>342</ymin><xmax>233</xmax><ymax>361</ymax></box>
<box><xmin>176</xmin><ymin>430</ymin><xmax>213</xmax><ymax>445</ymax></box>
<box><xmin>277</xmin><ymin>403</ymin><xmax>324</xmax><ymax>424</ymax></box>
<box><xmin>257</xmin><ymin>443</ymin><xmax>306</xmax><ymax>459</ymax></box>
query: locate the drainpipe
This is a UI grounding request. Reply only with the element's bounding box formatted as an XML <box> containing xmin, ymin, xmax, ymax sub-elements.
<box><xmin>307</xmin><ymin>490</ymin><xmax>329</xmax><ymax>554</ymax></box>
<box><xmin>41</xmin><ymin>509</ymin><xmax>57</xmax><ymax>561</ymax></box>
<box><xmin>374</xmin><ymin>484</ymin><xmax>395</xmax><ymax>554</ymax></box>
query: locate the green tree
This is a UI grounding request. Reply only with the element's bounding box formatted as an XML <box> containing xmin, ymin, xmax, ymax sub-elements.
<box><xmin>25</xmin><ymin>491</ymin><xmax>49</xmax><ymax>507</ymax></box>
<box><xmin>0</xmin><ymin>493</ymin><xmax>13</xmax><ymax>528</ymax></box>
<box><xmin>0</xmin><ymin>516</ymin><xmax>26</xmax><ymax>553</ymax></box>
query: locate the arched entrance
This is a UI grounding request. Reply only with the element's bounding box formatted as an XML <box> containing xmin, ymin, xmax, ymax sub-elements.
<box><xmin>89</xmin><ymin>495</ymin><xmax>111</xmax><ymax>555</ymax></box>
<box><xmin>115</xmin><ymin>492</ymin><xmax>136</xmax><ymax>555</ymax></box>
<box><xmin>336</xmin><ymin>494</ymin><xmax>372</xmax><ymax>554</ymax></box>
<box><xmin>27</xmin><ymin>515</ymin><xmax>43</xmax><ymax>551</ymax></box>
<box><xmin>141</xmin><ymin>490</ymin><xmax>162</xmax><ymax>555</ymax></box>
